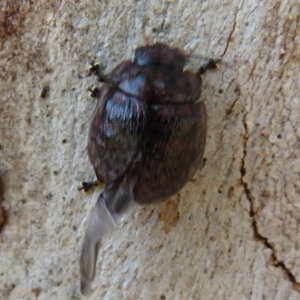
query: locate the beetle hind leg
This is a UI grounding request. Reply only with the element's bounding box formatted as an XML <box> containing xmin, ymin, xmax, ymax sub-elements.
<box><xmin>78</xmin><ymin>181</ymin><xmax>100</xmax><ymax>192</ymax></box>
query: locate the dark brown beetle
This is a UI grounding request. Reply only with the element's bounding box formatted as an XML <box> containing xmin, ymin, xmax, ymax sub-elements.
<box><xmin>80</xmin><ymin>43</ymin><xmax>218</xmax><ymax>294</ymax></box>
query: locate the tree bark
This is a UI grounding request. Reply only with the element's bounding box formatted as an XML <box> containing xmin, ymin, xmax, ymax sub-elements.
<box><xmin>0</xmin><ymin>0</ymin><xmax>299</xmax><ymax>299</ymax></box>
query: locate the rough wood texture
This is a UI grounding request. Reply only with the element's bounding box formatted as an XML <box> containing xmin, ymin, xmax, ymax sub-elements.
<box><xmin>0</xmin><ymin>0</ymin><xmax>299</xmax><ymax>299</ymax></box>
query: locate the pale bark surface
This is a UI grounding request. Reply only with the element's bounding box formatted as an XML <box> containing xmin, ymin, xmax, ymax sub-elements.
<box><xmin>0</xmin><ymin>1</ymin><xmax>299</xmax><ymax>299</ymax></box>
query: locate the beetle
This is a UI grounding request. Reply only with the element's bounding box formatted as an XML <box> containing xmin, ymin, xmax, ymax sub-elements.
<box><xmin>79</xmin><ymin>43</ymin><xmax>218</xmax><ymax>294</ymax></box>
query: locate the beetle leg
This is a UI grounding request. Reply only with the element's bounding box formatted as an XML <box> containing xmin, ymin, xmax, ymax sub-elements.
<box><xmin>78</xmin><ymin>181</ymin><xmax>99</xmax><ymax>192</ymax></box>
<box><xmin>88</xmin><ymin>87</ymin><xmax>101</xmax><ymax>98</ymax></box>
<box><xmin>198</xmin><ymin>58</ymin><xmax>220</xmax><ymax>75</ymax></box>
<box><xmin>97</xmin><ymin>74</ymin><xmax>109</xmax><ymax>83</ymax></box>
<box><xmin>87</xmin><ymin>62</ymin><xmax>100</xmax><ymax>77</ymax></box>
<box><xmin>87</xmin><ymin>63</ymin><xmax>109</xmax><ymax>83</ymax></box>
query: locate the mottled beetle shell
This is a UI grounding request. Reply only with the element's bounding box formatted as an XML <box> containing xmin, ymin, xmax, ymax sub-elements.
<box><xmin>88</xmin><ymin>44</ymin><xmax>206</xmax><ymax>205</ymax></box>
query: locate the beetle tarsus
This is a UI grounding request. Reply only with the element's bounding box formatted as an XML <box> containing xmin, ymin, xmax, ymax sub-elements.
<box><xmin>88</xmin><ymin>87</ymin><xmax>101</xmax><ymax>98</ymax></box>
<box><xmin>87</xmin><ymin>63</ymin><xmax>108</xmax><ymax>83</ymax></box>
<box><xmin>198</xmin><ymin>58</ymin><xmax>220</xmax><ymax>75</ymax></box>
<box><xmin>78</xmin><ymin>181</ymin><xmax>99</xmax><ymax>192</ymax></box>
<box><xmin>87</xmin><ymin>63</ymin><xmax>100</xmax><ymax>77</ymax></box>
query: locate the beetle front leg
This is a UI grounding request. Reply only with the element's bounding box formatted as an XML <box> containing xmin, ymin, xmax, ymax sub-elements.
<box><xmin>87</xmin><ymin>63</ymin><xmax>108</xmax><ymax>83</ymax></box>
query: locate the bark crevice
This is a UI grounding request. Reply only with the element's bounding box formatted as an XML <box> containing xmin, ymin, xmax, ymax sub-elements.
<box><xmin>240</xmin><ymin>113</ymin><xmax>300</xmax><ymax>293</ymax></box>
